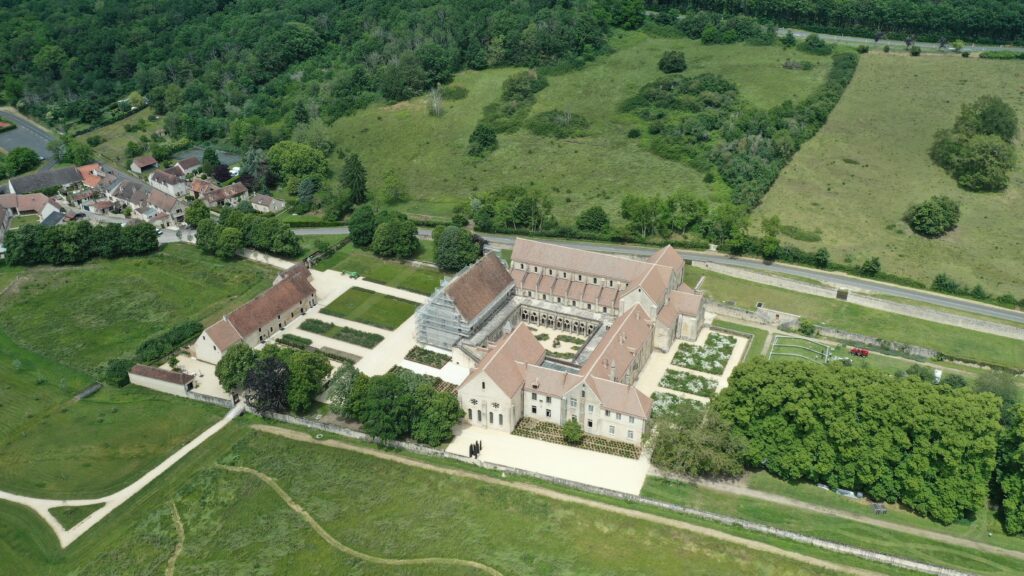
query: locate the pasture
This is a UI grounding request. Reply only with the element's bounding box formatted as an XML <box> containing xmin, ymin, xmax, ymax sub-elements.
<box><xmin>328</xmin><ymin>30</ymin><xmax>832</xmax><ymax>222</ymax></box>
<box><xmin>76</xmin><ymin>107</ymin><xmax>166</xmax><ymax>167</ymax></box>
<box><xmin>758</xmin><ymin>53</ymin><xmax>1024</xmax><ymax>294</ymax></box>
<box><xmin>0</xmin><ymin>424</ymin><xmax>861</xmax><ymax>575</ymax></box>
<box><xmin>0</xmin><ymin>244</ymin><xmax>276</xmax><ymax>371</ymax></box>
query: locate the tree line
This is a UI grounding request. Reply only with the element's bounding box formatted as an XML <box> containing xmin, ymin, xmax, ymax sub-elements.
<box><xmin>650</xmin><ymin>357</ymin><xmax>1024</xmax><ymax>531</ymax></box>
<box><xmin>647</xmin><ymin>1</ymin><xmax>1024</xmax><ymax>44</ymax></box>
<box><xmin>3</xmin><ymin>221</ymin><xmax>159</xmax><ymax>267</ymax></box>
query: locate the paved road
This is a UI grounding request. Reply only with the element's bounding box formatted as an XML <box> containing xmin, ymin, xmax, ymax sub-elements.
<box><xmin>294</xmin><ymin>227</ymin><xmax>1024</xmax><ymax>325</ymax></box>
<box><xmin>0</xmin><ymin>108</ymin><xmax>56</xmax><ymax>169</ymax></box>
<box><xmin>778</xmin><ymin>27</ymin><xmax>1024</xmax><ymax>53</ymax></box>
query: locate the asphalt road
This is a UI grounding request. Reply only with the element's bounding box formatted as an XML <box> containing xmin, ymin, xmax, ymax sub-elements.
<box><xmin>294</xmin><ymin>226</ymin><xmax>1024</xmax><ymax>325</ymax></box>
<box><xmin>0</xmin><ymin>108</ymin><xmax>56</xmax><ymax>169</ymax></box>
<box><xmin>778</xmin><ymin>27</ymin><xmax>1024</xmax><ymax>53</ymax></box>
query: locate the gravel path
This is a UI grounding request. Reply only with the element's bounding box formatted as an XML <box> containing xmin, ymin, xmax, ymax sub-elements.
<box><xmin>252</xmin><ymin>424</ymin><xmax>881</xmax><ymax>576</ymax></box>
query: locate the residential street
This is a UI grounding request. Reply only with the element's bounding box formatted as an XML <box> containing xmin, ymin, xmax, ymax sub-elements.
<box><xmin>0</xmin><ymin>108</ymin><xmax>56</xmax><ymax>169</ymax></box>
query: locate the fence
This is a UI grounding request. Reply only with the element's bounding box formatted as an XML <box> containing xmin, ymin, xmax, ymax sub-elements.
<box><xmin>185</xmin><ymin>390</ymin><xmax>235</xmax><ymax>409</ymax></box>
<box><xmin>252</xmin><ymin>409</ymin><xmax>966</xmax><ymax>576</ymax></box>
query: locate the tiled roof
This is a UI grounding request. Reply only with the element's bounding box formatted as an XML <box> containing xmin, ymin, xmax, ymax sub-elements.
<box><xmin>523</xmin><ymin>364</ymin><xmax>582</xmax><ymax>397</ymax></box>
<box><xmin>251</xmin><ymin>193</ymin><xmax>283</xmax><ymax>207</ymax></box>
<box><xmin>206</xmin><ymin>319</ymin><xmax>243</xmax><ymax>351</ymax></box>
<box><xmin>581</xmin><ymin>304</ymin><xmax>653</xmax><ymax>382</ymax></box>
<box><xmin>586</xmin><ymin>376</ymin><xmax>652</xmax><ymax>419</ymax></box>
<box><xmin>132</xmin><ymin>155</ymin><xmax>158</xmax><ymax>168</ymax></box>
<box><xmin>0</xmin><ymin>193</ymin><xmax>48</xmax><ymax>213</ymax></box>
<box><xmin>149</xmin><ymin>169</ymin><xmax>180</xmax><ymax>185</ymax></box>
<box><xmin>647</xmin><ymin>245</ymin><xmax>684</xmax><ymax>273</ymax></box>
<box><xmin>76</xmin><ymin>163</ymin><xmax>103</xmax><ymax>188</ymax></box>
<box><xmin>147</xmin><ymin>189</ymin><xmax>179</xmax><ymax>212</ymax></box>
<box><xmin>130</xmin><ymin>364</ymin><xmax>194</xmax><ymax>386</ymax></box>
<box><xmin>226</xmin><ymin>274</ymin><xmax>315</xmax><ymax>338</ymax></box>
<box><xmin>462</xmin><ymin>323</ymin><xmax>545</xmax><ymax>398</ymax></box>
<box><xmin>176</xmin><ymin>157</ymin><xmax>200</xmax><ymax>170</ymax></box>
<box><xmin>511</xmin><ymin>237</ymin><xmax>650</xmax><ymax>283</ymax></box>
<box><xmin>445</xmin><ymin>253</ymin><xmax>513</xmax><ymax>323</ymax></box>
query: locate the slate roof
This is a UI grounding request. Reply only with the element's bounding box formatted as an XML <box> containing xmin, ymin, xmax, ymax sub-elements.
<box><xmin>8</xmin><ymin>167</ymin><xmax>82</xmax><ymax>194</ymax></box>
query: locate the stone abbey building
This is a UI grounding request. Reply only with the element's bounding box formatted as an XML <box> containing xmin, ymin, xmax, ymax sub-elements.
<box><xmin>416</xmin><ymin>238</ymin><xmax>705</xmax><ymax>445</ymax></box>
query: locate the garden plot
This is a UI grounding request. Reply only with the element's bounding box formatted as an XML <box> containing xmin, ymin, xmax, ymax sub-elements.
<box><xmin>512</xmin><ymin>418</ymin><xmax>640</xmax><ymax>459</ymax></box>
<box><xmin>769</xmin><ymin>335</ymin><xmax>833</xmax><ymax>364</ymax></box>
<box><xmin>659</xmin><ymin>370</ymin><xmax>718</xmax><ymax>398</ymax></box>
<box><xmin>671</xmin><ymin>332</ymin><xmax>736</xmax><ymax>375</ymax></box>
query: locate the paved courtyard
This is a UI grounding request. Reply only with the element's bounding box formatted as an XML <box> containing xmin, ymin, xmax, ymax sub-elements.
<box><xmin>446</xmin><ymin>425</ymin><xmax>650</xmax><ymax>495</ymax></box>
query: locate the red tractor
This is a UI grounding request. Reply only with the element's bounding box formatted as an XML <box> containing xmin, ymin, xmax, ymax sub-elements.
<box><xmin>849</xmin><ymin>347</ymin><xmax>869</xmax><ymax>357</ymax></box>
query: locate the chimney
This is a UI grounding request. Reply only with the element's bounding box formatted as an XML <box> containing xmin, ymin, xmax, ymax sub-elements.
<box><xmin>610</xmin><ymin>359</ymin><xmax>617</xmax><ymax>381</ymax></box>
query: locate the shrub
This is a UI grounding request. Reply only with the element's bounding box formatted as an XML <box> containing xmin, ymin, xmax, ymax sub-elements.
<box><xmin>797</xmin><ymin>319</ymin><xmax>817</xmax><ymax>336</ymax></box>
<box><xmin>858</xmin><ymin>257</ymin><xmax>881</xmax><ymax>277</ymax></box>
<box><xmin>658</xmin><ymin>50</ymin><xmax>687</xmax><ymax>73</ymax></box>
<box><xmin>883</xmin><ymin>45</ymin><xmax>890</xmax><ymax>53</ymax></box>
<box><xmin>904</xmin><ymin>196</ymin><xmax>960</xmax><ymax>238</ymax></box>
<box><xmin>910</xmin><ymin>46</ymin><xmax>922</xmax><ymax>56</ymax></box>
<box><xmin>856</xmin><ymin>45</ymin><xmax>869</xmax><ymax>54</ymax></box>
<box><xmin>955</xmin><ymin>95</ymin><xmax>1018</xmax><ymax>142</ymax></box>
<box><xmin>627</xmin><ymin>128</ymin><xmax>641</xmax><ymax>138</ymax></box>
<box><xmin>501</xmin><ymin>70</ymin><xmax>548</xmax><ymax>101</ymax></box>
<box><xmin>797</xmin><ymin>34</ymin><xmax>832</xmax><ymax>55</ymax></box>
<box><xmin>468</xmin><ymin>123</ymin><xmax>498</xmax><ymax>156</ymax></box>
<box><xmin>576</xmin><ymin>206</ymin><xmax>610</xmax><ymax>232</ymax></box>
<box><xmin>563</xmin><ymin>419</ymin><xmax>584</xmax><ymax>445</ymax></box>
<box><xmin>102</xmin><ymin>359</ymin><xmax>134</xmax><ymax>387</ymax></box>
<box><xmin>278</xmin><ymin>334</ymin><xmax>313</xmax><ymax>349</ymax></box>
<box><xmin>526</xmin><ymin>109</ymin><xmax>588</xmax><ymax>138</ymax></box>
<box><xmin>134</xmin><ymin>321</ymin><xmax>202</xmax><ymax>363</ymax></box>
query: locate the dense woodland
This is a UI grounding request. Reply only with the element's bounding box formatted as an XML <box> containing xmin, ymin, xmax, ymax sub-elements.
<box><xmin>649</xmin><ymin>1</ymin><xmax>1024</xmax><ymax>43</ymax></box>
<box><xmin>0</xmin><ymin>0</ymin><xmax>639</xmax><ymax>132</ymax></box>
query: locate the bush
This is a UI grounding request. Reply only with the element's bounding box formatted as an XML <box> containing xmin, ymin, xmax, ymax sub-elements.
<box><xmin>525</xmin><ymin>109</ymin><xmax>588</xmax><ymax>138</ymax></box>
<box><xmin>627</xmin><ymin>128</ymin><xmax>641</xmax><ymax>138</ymax></box>
<box><xmin>883</xmin><ymin>45</ymin><xmax>890</xmax><ymax>53</ymax></box>
<box><xmin>856</xmin><ymin>45</ymin><xmax>869</xmax><ymax>54</ymax></box>
<box><xmin>797</xmin><ymin>319</ymin><xmax>817</xmax><ymax>336</ymax></box>
<box><xmin>658</xmin><ymin>50</ymin><xmax>687</xmax><ymax>73</ymax></box>
<box><xmin>797</xmin><ymin>34</ymin><xmax>832</xmax><ymax>55</ymax></box>
<box><xmin>904</xmin><ymin>196</ymin><xmax>960</xmax><ymax>237</ymax></box>
<box><xmin>134</xmin><ymin>321</ymin><xmax>203</xmax><ymax>363</ymax></box>
<box><xmin>910</xmin><ymin>46</ymin><xmax>922</xmax><ymax>56</ymax></box>
<box><xmin>931</xmin><ymin>95</ymin><xmax>1018</xmax><ymax>192</ymax></box>
<box><xmin>468</xmin><ymin>123</ymin><xmax>498</xmax><ymax>156</ymax></box>
<box><xmin>563</xmin><ymin>419</ymin><xmax>584</xmax><ymax>445</ymax></box>
<box><xmin>278</xmin><ymin>334</ymin><xmax>313</xmax><ymax>349</ymax></box>
<box><xmin>102</xmin><ymin>359</ymin><xmax>134</xmax><ymax>387</ymax></box>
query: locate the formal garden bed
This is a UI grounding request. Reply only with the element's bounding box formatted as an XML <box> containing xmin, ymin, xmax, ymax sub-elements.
<box><xmin>672</xmin><ymin>332</ymin><xmax>736</xmax><ymax>375</ymax></box>
<box><xmin>387</xmin><ymin>366</ymin><xmax>456</xmax><ymax>394</ymax></box>
<box><xmin>404</xmin><ymin>346</ymin><xmax>451</xmax><ymax>369</ymax></box>
<box><xmin>651</xmin><ymin>392</ymin><xmax>705</xmax><ymax>419</ymax></box>
<box><xmin>321</xmin><ymin>287</ymin><xmax>418</xmax><ymax>330</ymax></box>
<box><xmin>659</xmin><ymin>370</ymin><xmax>718</xmax><ymax>397</ymax></box>
<box><xmin>278</xmin><ymin>334</ymin><xmax>313</xmax><ymax>349</ymax></box>
<box><xmin>512</xmin><ymin>418</ymin><xmax>640</xmax><ymax>459</ymax></box>
<box><xmin>299</xmin><ymin>318</ymin><xmax>383</xmax><ymax>349</ymax></box>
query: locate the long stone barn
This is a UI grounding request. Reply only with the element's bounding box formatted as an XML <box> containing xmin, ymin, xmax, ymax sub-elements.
<box><xmin>414</xmin><ymin>238</ymin><xmax>706</xmax><ymax>445</ymax></box>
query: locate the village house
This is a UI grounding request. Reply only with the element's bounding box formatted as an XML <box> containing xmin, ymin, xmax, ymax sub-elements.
<box><xmin>0</xmin><ymin>192</ymin><xmax>49</xmax><ymax>215</ymax></box>
<box><xmin>195</xmin><ymin>264</ymin><xmax>317</xmax><ymax>364</ymax></box>
<box><xmin>174</xmin><ymin>156</ymin><xmax>201</xmax><ymax>176</ymax></box>
<box><xmin>148</xmin><ymin>166</ymin><xmax>188</xmax><ymax>197</ymax></box>
<box><xmin>416</xmin><ymin>238</ymin><xmax>706</xmax><ymax>446</ymax></box>
<box><xmin>4</xmin><ymin>166</ymin><xmax>82</xmax><ymax>195</ymax></box>
<box><xmin>250</xmin><ymin>193</ymin><xmax>286</xmax><ymax>214</ymax></box>
<box><xmin>200</xmin><ymin>181</ymin><xmax>249</xmax><ymax>208</ymax></box>
<box><xmin>130</xmin><ymin>155</ymin><xmax>158</xmax><ymax>174</ymax></box>
<box><xmin>147</xmin><ymin>188</ymin><xmax>186</xmax><ymax>222</ymax></box>
<box><xmin>107</xmin><ymin>181</ymin><xmax>151</xmax><ymax>214</ymax></box>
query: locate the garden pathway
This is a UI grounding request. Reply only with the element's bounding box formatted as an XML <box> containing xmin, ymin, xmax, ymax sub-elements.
<box><xmin>0</xmin><ymin>403</ymin><xmax>244</xmax><ymax>548</ymax></box>
<box><xmin>253</xmin><ymin>425</ymin><xmax>883</xmax><ymax>576</ymax></box>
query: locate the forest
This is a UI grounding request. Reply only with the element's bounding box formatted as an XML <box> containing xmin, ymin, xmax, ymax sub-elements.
<box><xmin>0</xmin><ymin>0</ymin><xmax>640</xmax><ymax>134</ymax></box>
<box><xmin>648</xmin><ymin>0</ymin><xmax>1024</xmax><ymax>43</ymax></box>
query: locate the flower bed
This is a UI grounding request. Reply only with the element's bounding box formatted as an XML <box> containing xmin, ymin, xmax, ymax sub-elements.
<box><xmin>512</xmin><ymin>418</ymin><xmax>640</xmax><ymax>459</ymax></box>
<box><xmin>554</xmin><ymin>334</ymin><xmax>585</xmax><ymax>346</ymax></box>
<box><xmin>651</xmin><ymin>392</ymin><xmax>704</xmax><ymax>419</ymax></box>
<box><xmin>671</xmin><ymin>332</ymin><xmax>736</xmax><ymax>375</ymax></box>
<box><xmin>299</xmin><ymin>318</ymin><xmax>383</xmax><ymax>349</ymax></box>
<box><xmin>404</xmin><ymin>346</ymin><xmax>451</xmax><ymax>369</ymax></box>
<box><xmin>659</xmin><ymin>370</ymin><xmax>718</xmax><ymax>397</ymax></box>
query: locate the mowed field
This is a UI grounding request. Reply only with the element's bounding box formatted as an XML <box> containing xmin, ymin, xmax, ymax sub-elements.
<box><xmin>0</xmin><ymin>243</ymin><xmax>276</xmax><ymax>371</ymax></box>
<box><xmin>0</xmin><ymin>424</ymin><xmax>872</xmax><ymax>575</ymax></box>
<box><xmin>77</xmin><ymin>107</ymin><xmax>164</xmax><ymax>167</ymax></box>
<box><xmin>0</xmin><ymin>246</ymin><xmax>271</xmax><ymax>498</ymax></box>
<box><xmin>329</xmin><ymin>30</ymin><xmax>832</xmax><ymax>221</ymax></box>
<box><xmin>758</xmin><ymin>53</ymin><xmax>1024</xmax><ymax>294</ymax></box>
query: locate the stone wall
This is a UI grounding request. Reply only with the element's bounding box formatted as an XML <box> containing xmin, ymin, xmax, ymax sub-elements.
<box><xmin>252</xmin><ymin>408</ymin><xmax>965</xmax><ymax>576</ymax></box>
<box><xmin>815</xmin><ymin>327</ymin><xmax>939</xmax><ymax>360</ymax></box>
<box><xmin>186</xmin><ymin>390</ymin><xmax>235</xmax><ymax>409</ymax></box>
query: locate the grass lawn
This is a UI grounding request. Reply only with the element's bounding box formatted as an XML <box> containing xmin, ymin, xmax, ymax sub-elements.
<box><xmin>758</xmin><ymin>53</ymin><xmax>1024</xmax><ymax>294</ymax></box>
<box><xmin>51</xmin><ymin>504</ymin><xmax>104</xmax><ymax>530</ymax></box>
<box><xmin>328</xmin><ymin>30</ymin><xmax>832</xmax><ymax>222</ymax></box>
<box><xmin>321</xmin><ymin>287</ymin><xmax>418</xmax><ymax>330</ymax></box>
<box><xmin>0</xmin><ymin>329</ymin><xmax>224</xmax><ymax>498</ymax></box>
<box><xmin>688</xmin><ymin>267</ymin><xmax>1024</xmax><ymax>370</ymax></box>
<box><xmin>7</xmin><ymin>214</ymin><xmax>38</xmax><ymax>229</ymax></box>
<box><xmin>712</xmin><ymin>318</ymin><xmax>770</xmax><ymax>357</ymax></box>
<box><xmin>295</xmin><ymin>234</ymin><xmax>346</xmax><ymax>260</ymax></box>
<box><xmin>769</xmin><ymin>335</ymin><xmax>832</xmax><ymax>363</ymax></box>
<box><xmin>314</xmin><ymin>242</ymin><xmax>442</xmax><ymax>295</ymax></box>
<box><xmin>0</xmin><ymin>422</ymin><xmax>886</xmax><ymax>575</ymax></box>
<box><xmin>76</xmin><ymin>107</ymin><xmax>165</xmax><ymax>167</ymax></box>
<box><xmin>0</xmin><ymin>244</ymin><xmax>276</xmax><ymax>372</ymax></box>
<box><xmin>643</xmin><ymin>476</ymin><xmax>1024</xmax><ymax>576</ymax></box>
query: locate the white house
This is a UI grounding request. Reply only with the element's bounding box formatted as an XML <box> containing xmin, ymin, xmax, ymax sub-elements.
<box><xmin>128</xmin><ymin>364</ymin><xmax>195</xmax><ymax>397</ymax></box>
<box><xmin>148</xmin><ymin>167</ymin><xmax>188</xmax><ymax>197</ymax></box>
<box><xmin>251</xmin><ymin>193</ymin><xmax>286</xmax><ymax>214</ymax></box>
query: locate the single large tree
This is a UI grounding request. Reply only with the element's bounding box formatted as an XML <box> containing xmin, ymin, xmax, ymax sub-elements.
<box><xmin>433</xmin><ymin>225</ymin><xmax>481</xmax><ymax>272</ymax></box>
<box><xmin>344</xmin><ymin>372</ymin><xmax>415</xmax><ymax>442</ymax></box>
<box><xmin>341</xmin><ymin>154</ymin><xmax>368</xmax><ymax>204</ymax></box>
<box><xmin>348</xmin><ymin>204</ymin><xmax>376</xmax><ymax>247</ymax></box>
<box><xmin>410</xmin><ymin>385</ymin><xmax>463</xmax><ymax>446</ymax></box>
<box><xmin>216</xmin><ymin>344</ymin><xmax>257</xmax><ymax>392</ymax></box>
<box><xmin>283</xmin><ymin>349</ymin><xmax>332</xmax><ymax>414</ymax></box>
<box><xmin>215</xmin><ymin>226</ymin><xmax>243</xmax><ymax>259</ymax></box>
<box><xmin>575</xmin><ymin>206</ymin><xmax>609</xmax><ymax>233</ymax></box>
<box><xmin>201</xmin><ymin>146</ymin><xmax>219</xmax><ymax>175</ymax></box>
<box><xmin>244</xmin><ymin>356</ymin><xmax>291</xmax><ymax>415</ymax></box>
<box><xmin>184</xmin><ymin>200</ymin><xmax>211</xmax><ymax>228</ymax></box>
<box><xmin>371</xmin><ymin>217</ymin><xmax>419</xmax><ymax>259</ymax></box>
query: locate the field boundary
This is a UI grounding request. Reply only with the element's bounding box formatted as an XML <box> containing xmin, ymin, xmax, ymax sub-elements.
<box><xmin>250</xmin><ymin>415</ymin><xmax>969</xmax><ymax>576</ymax></box>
